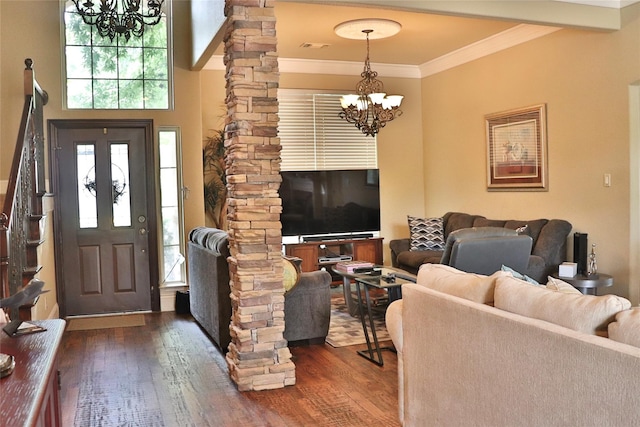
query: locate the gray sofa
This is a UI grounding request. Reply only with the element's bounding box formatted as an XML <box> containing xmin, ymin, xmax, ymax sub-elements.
<box><xmin>187</xmin><ymin>227</ymin><xmax>332</xmax><ymax>352</ymax></box>
<box><xmin>188</xmin><ymin>227</ymin><xmax>232</xmax><ymax>351</ymax></box>
<box><xmin>390</xmin><ymin>212</ymin><xmax>572</xmax><ymax>283</ymax></box>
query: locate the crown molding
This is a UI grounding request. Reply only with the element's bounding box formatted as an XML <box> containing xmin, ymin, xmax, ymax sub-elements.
<box><xmin>420</xmin><ymin>24</ymin><xmax>561</xmax><ymax>77</ymax></box>
<box><xmin>203</xmin><ymin>24</ymin><xmax>560</xmax><ymax>79</ymax></box>
<box><xmin>204</xmin><ymin>55</ymin><xmax>421</xmax><ymax>78</ymax></box>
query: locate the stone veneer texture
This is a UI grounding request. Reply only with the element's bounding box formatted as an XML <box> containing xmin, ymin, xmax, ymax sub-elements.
<box><xmin>222</xmin><ymin>0</ymin><xmax>295</xmax><ymax>391</ymax></box>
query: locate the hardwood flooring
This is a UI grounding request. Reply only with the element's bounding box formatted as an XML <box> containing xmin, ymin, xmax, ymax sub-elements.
<box><xmin>59</xmin><ymin>312</ymin><xmax>400</xmax><ymax>427</ymax></box>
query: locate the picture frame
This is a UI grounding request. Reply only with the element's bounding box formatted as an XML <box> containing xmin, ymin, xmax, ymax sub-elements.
<box><xmin>485</xmin><ymin>104</ymin><xmax>548</xmax><ymax>191</ymax></box>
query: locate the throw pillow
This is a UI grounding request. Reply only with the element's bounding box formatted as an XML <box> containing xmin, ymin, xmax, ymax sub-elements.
<box><xmin>494</xmin><ymin>275</ymin><xmax>631</xmax><ymax>335</ymax></box>
<box><xmin>608</xmin><ymin>308</ymin><xmax>640</xmax><ymax>347</ymax></box>
<box><xmin>501</xmin><ymin>264</ymin><xmax>540</xmax><ymax>285</ymax></box>
<box><xmin>416</xmin><ymin>263</ymin><xmax>509</xmax><ymax>304</ymax></box>
<box><xmin>546</xmin><ymin>276</ymin><xmax>582</xmax><ymax>294</ymax></box>
<box><xmin>283</xmin><ymin>256</ymin><xmax>301</xmax><ymax>293</ymax></box>
<box><xmin>408</xmin><ymin>215</ymin><xmax>444</xmax><ymax>251</ymax></box>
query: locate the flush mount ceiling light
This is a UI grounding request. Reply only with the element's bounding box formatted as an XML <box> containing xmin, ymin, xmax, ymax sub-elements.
<box><xmin>335</xmin><ymin>19</ymin><xmax>403</xmax><ymax>137</ymax></box>
<box><xmin>71</xmin><ymin>0</ymin><xmax>165</xmax><ymax>41</ymax></box>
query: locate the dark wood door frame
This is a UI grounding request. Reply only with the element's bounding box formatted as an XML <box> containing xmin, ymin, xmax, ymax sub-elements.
<box><xmin>48</xmin><ymin>119</ymin><xmax>160</xmax><ymax>316</ymax></box>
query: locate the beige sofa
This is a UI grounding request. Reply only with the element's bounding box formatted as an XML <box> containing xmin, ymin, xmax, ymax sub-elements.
<box><xmin>386</xmin><ymin>264</ymin><xmax>640</xmax><ymax>426</ymax></box>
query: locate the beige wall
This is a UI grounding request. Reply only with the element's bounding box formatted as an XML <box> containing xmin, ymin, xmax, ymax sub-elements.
<box><xmin>3</xmin><ymin>0</ymin><xmax>639</xmax><ymax>313</ymax></box>
<box><xmin>422</xmin><ymin>6</ymin><xmax>640</xmax><ymax>300</ymax></box>
<box><xmin>200</xmin><ymin>69</ymin><xmax>425</xmax><ymax>264</ymax></box>
<box><xmin>0</xmin><ymin>0</ymin><xmax>206</xmax><ymax>317</ymax></box>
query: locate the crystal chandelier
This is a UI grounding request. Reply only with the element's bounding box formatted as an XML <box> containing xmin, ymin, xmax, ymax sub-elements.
<box><xmin>337</xmin><ymin>21</ymin><xmax>403</xmax><ymax>137</ymax></box>
<box><xmin>71</xmin><ymin>0</ymin><xmax>164</xmax><ymax>41</ymax></box>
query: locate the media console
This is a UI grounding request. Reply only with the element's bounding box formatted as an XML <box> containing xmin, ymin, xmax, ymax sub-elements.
<box><xmin>284</xmin><ymin>237</ymin><xmax>383</xmax><ymax>282</ymax></box>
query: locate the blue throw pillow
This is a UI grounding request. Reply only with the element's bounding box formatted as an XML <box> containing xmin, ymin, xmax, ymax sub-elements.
<box><xmin>501</xmin><ymin>265</ymin><xmax>540</xmax><ymax>285</ymax></box>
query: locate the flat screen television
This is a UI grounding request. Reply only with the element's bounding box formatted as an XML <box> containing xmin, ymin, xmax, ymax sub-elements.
<box><xmin>280</xmin><ymin>169</ymin><xmax>381</xmax><ymax>238</ymax></box>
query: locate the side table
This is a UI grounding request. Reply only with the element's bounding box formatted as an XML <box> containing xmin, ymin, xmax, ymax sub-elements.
<box><xmin>552</xmin><ymin>272</ymin><xmax>613</xmax><ymax>295</ymax></box>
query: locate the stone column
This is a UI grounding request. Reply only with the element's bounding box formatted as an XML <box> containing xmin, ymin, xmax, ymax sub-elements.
<box><xmin>223</xmin><ymin>0</ymin><xmax>295</xmax><ymax>391</ymax></box>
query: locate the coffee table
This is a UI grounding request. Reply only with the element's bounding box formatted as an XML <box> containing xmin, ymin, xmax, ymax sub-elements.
<box><xmin>353</xmin><ymin>270</ymin><xmax>414</xmax><ymax>366</ymax></box>
<box><xmin>331</xmin><ymin>265</ymin><xmax>416</xmax><ymax>316</ymax></box>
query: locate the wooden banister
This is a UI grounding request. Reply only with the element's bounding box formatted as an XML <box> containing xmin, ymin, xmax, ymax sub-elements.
<box><xmin>0</xmin><ymin>59</ymin><xmax>48</xmax><ymax>320</ymax></box>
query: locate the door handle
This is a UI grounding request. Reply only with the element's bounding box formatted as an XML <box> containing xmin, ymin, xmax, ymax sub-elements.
<box><xmin>139</xmin><ymin>228</ymin><xmax>147</xmax><ymax>235</ymax></box>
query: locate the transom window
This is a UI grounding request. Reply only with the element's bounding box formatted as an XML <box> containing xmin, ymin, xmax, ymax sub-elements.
<box><xmin>62</xmin><ymin>0</ymin><xmax>172</xmax><ymax>110</ymax></box>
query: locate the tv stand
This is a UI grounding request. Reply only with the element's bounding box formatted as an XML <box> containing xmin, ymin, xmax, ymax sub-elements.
<box><xmin>284</xmin><ymin>237</ymin><xmax>383</xmax><ymax>282</ymax></box>
<box><xmin>303</xmin><ymin>233</ymin><xmax>374</xmax><ymax>242</ymax></box>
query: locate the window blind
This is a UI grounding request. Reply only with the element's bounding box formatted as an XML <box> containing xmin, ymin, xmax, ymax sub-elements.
<box><xmin>278</xmin><ymin>90</ymin><xmax>378</xmax><ymax>171</ymax></box>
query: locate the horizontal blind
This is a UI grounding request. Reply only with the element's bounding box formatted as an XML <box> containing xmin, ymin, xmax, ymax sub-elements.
<box><xmin>279</xmin><ymin>90</ymin><xmax>378</xmax><ymax>171</ymax></box>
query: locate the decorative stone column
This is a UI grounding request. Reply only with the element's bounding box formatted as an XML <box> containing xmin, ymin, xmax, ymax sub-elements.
<box><xmin>223</xmin><ymin>0</ymin><xmax>295</xmax><ymax>391</ymax></box>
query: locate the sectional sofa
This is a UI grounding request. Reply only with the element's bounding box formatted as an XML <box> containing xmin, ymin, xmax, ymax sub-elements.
<box><xmin>386</xmin><ymin>264</ymin><xmax>640</xmax><ymax>426</ymax></box>
<box><xmin>390</xmin><ymin>212</ymin><xmax>572</xmax><ymax>283</ymax></box>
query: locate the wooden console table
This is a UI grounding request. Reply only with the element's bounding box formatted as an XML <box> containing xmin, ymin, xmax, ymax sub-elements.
<box><xmin>0</xmin><ymin>319</ymin><xmax>65</xmax><ymax>427</ymax></box>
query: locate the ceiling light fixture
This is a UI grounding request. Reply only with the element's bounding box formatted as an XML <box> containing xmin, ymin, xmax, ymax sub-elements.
<box><xmin>71</xmin><ymin>0</ymin><xmax>165</xmax><ymax>41</ymax></box>
<box><xmin>335</xmin><ymin>19</ymin><xmax>403</xmax><ymax>137</ymax></box>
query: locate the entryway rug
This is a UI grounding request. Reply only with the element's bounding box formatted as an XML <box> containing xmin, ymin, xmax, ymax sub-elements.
<box><xmin>66</xmin><ymin>313</ymin><xmax>146</xmax><ymax>331</ymax></box>
<box><xmin>325</xmin><ymin>294</ymin><xmax>390</xmax><ymax>348</ymax></box>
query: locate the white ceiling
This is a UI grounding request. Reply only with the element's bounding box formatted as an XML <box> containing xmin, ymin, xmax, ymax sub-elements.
<box><xmin>204</xmin><ymin>0</ymin><xmax>638</xmax><ymax>77</ymax></box>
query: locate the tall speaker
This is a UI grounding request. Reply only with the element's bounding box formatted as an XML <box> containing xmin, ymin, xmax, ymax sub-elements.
<box><xmin>573</xmin><ymin>232</ymin><xmax>588</xmax><ymax>275</ymax></box>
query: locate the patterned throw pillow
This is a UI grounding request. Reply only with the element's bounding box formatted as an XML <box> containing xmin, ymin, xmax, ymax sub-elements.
<box><xmin>408</xmin><ymin>215</ymin><xmax>445</xmax><ymax>251</ymax></box>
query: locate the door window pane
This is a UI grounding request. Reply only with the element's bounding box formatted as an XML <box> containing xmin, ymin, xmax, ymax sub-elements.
<box><xmin>77</xmin><ymin>144</ymin><xmax>98</xmax><ymax>228</ymax></box>
<box><xmin>110</xmin><ymin>143</ymin><xmax>131</xmax><ymax>227</ymax></box>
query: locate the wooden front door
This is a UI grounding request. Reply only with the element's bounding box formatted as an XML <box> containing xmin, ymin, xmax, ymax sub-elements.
<box><xmin>49</xmin><ymin>120</ymin><xmax>159</xmax><ymax>316</ymax></box>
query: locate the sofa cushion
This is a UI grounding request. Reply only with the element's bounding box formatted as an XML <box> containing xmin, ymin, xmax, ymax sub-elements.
<box><xmin>609</xmin><ymin>308</ymin><xmax>640</xmax><ymax>348</ymax></box>
<box><xmin>473</xmin><ymin>218</ymin><xmax>506</xmax><ymax>228</ymax></box>
<box><xmin>417</xmin><ymin>263</ymin><xmax>509</xmax><ymax>304</ymax></box>
<box><xmin>505</xmin><ymin>219</ymin><xmax>548</xmax><ymax>244</ymax></box>
<box><xmin>444</xmin><ymin>212</ymin><xmax>484</xmax><ymax>237</ymax></box>
<box><xmin>494</xmin><ymin>275</ymin><xmax>631</xmax><ymax>335</ymax></box>
<box><xmin>408</xmin><ymin>216</ymin><xmax>445</xmax><ymax>251</ymax></box>
<box><xmin>397</xmin><ymin>249</ymin><xmax>442</xmax><ymax>270</ymax></box>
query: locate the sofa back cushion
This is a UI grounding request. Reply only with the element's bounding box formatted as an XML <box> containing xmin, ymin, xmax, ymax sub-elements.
<box><xmin>443</xmin><ymin>212</ymin><xmax>484</xmax><ymax>238</ymax></box>
<box><xmin>609</xmin><ymin>308</ymin><xmax>640</xmax><ymax>347</ymax></box>
<box><xmin>416</xmin><ymin>263</ymin><xmax>509</xmax><ymax>304</ymax></box>
<box><xmin>494</xmin><ymin>275</ymin><xmax>631</xmax><ymax>335</ymax></box>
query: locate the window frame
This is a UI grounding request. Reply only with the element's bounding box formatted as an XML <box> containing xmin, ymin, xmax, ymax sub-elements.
<box><xmin>60</xmin><ymin>0</ymin><xmax>175</xmax><ymax>110</ymax></box>
<box><xmin>158</xmin><ymin>126</ymin><xmax>186</xmax><ymax>287</ymax></box>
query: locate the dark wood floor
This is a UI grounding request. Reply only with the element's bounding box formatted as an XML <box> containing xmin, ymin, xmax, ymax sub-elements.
<box><xmin>59</xmin><ymin>312</ymin><xmax>400</xmax><ymax>427</ymax></box>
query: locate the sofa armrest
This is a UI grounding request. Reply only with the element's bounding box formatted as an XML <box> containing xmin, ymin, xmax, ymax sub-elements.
<box><xmin>390</xmin><ymin>238</ymin><xmax>410</xmax><ymax>267</ymax></box>
<box><xmin>532</xmin><ymin>219</ymin><xmax>572</xmax><ymax>277</ymax></box>
<box><xmin>284</xmin><ymin>270</ymin><xmax>332</xmax><ymax>343</ymax></box>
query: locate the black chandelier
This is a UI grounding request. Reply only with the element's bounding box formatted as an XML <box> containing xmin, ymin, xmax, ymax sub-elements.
<box><xmin>337</xmin><ymin>22</ymin><xmax>403</xmax><ymax>137</ymax></box>
<box><xmin>71</xmin><ymin>0</ymin><xmax>165</xmax><ymax>41</ymax></box>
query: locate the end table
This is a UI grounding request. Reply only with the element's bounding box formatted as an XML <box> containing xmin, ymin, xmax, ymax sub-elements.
<box><xmin>552</xmin><ymin>272</ymin><xmax>613</xmax><ymax>295</ymax></box>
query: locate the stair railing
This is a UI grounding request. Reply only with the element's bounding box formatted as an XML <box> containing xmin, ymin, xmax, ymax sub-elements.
<box><xmin>0</xmin><ymin>58</ymin><xmax>48</xmax><ymax>319</ymax></box>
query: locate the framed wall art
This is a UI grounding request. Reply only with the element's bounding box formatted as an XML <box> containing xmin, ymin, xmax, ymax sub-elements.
<box><xmin>485</xmin><ymin>104</ymin><xmax>548</xmax><ymax>191</ymax></box>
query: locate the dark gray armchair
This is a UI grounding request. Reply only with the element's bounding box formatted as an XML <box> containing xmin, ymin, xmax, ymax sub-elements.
<box><xmin>442</xmin><ymin>227</ymin><xmax>533</xmax><ymax>276</ymax></box>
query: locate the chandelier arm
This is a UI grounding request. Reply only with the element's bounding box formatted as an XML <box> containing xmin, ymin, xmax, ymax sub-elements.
<box><xmin>71</xmin><ymin>0</ymin><xmax>164</xmax><ymax>41</ymax></box>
